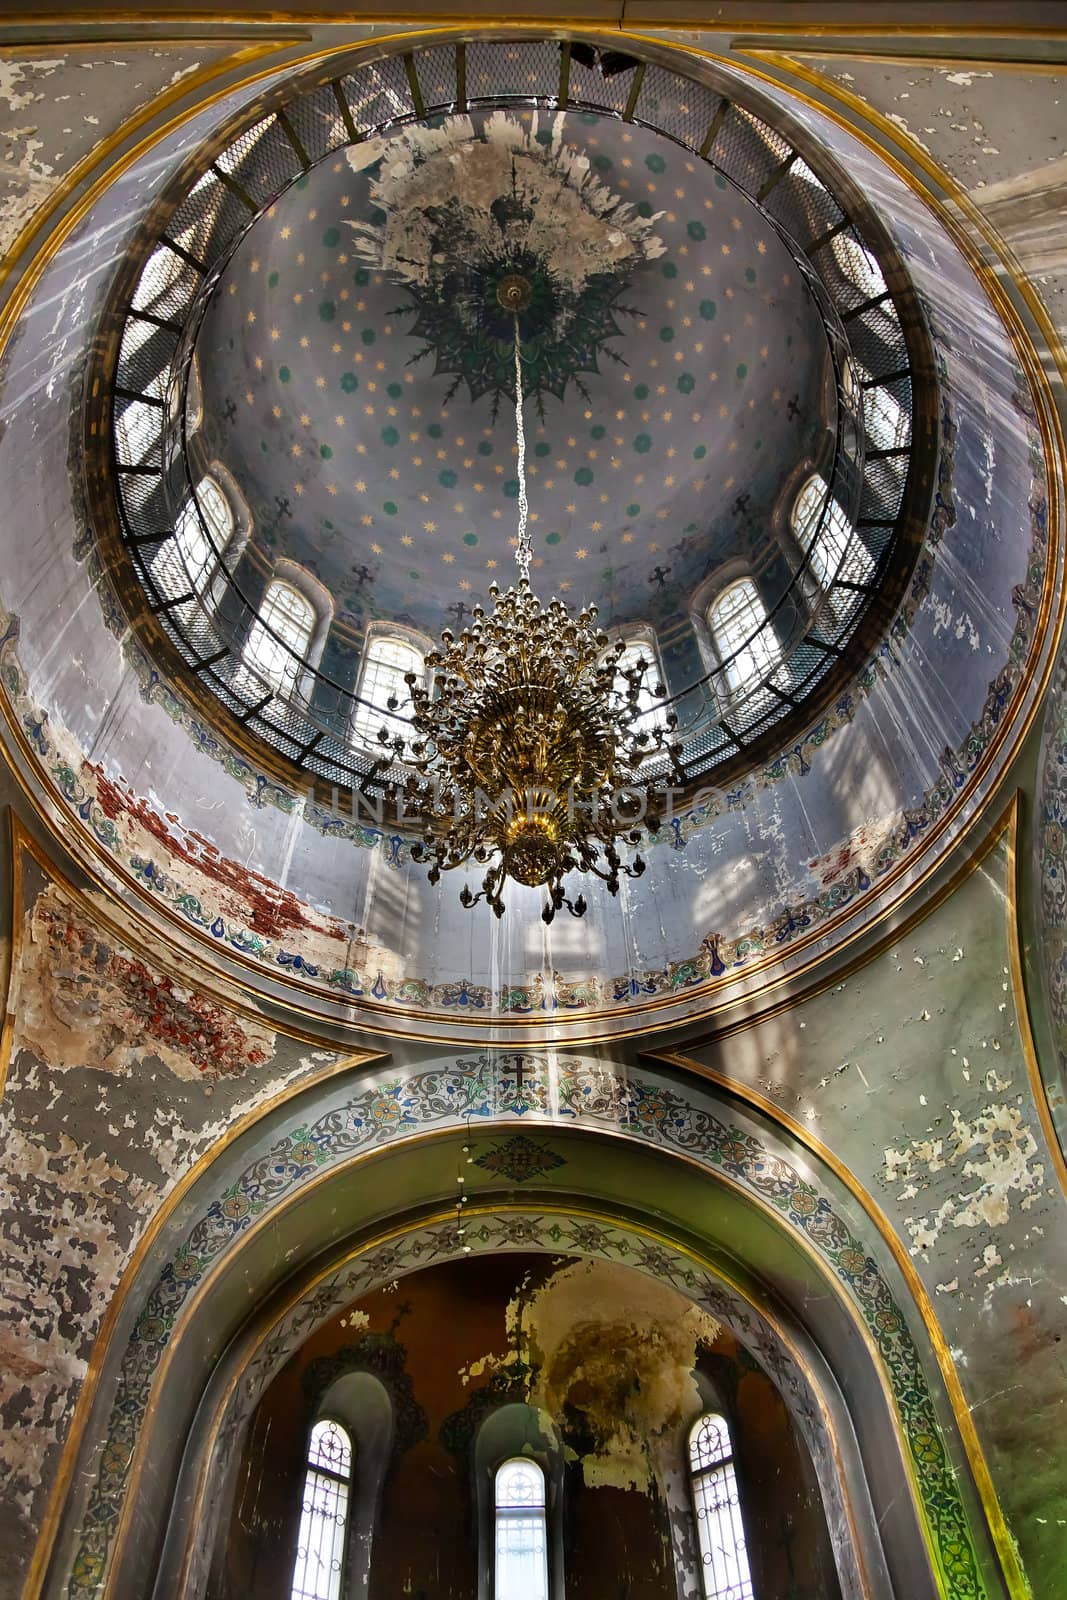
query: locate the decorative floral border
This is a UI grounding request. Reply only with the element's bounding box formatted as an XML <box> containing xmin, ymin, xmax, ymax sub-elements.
<box><xmin>68</xmin><ymin>1057</ymin><xmax>986</xmax><ymax>1599</ymax></box>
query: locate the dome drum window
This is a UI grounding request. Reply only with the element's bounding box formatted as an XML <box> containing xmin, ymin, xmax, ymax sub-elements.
<box><xmin>94</xmin><ymin>34</ymin><xmax>932</xmax><ymax>801</ymax></box>
<box><xmin>291</xmin><ymin>1419</ymin><xmax>353</xmax><ymax>1600</ymax></box>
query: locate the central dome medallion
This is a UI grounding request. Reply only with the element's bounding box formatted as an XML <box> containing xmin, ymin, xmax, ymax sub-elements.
<box><xmin>193</xmin><ymin>106</ymin><xmax>832</xmax><ymax>640</ymax></box>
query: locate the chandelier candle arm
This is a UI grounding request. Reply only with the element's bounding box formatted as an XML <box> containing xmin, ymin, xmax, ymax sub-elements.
<box><xmin>358</xmin><ymin>113</ymin><xmax>682</xmax><ymax>918</ymax></box>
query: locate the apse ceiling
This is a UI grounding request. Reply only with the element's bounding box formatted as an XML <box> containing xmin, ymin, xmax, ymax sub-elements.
<box><xmin>193</xmin><ymin>110</ymin><xmax>832</xmax><ymax>635</ymax></box>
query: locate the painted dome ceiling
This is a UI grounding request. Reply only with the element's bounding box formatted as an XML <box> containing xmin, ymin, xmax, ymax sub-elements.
<box><xmin>193</xmin><ymin>109</ymin><xmax>833</xmax><ymax>635</ymax></box>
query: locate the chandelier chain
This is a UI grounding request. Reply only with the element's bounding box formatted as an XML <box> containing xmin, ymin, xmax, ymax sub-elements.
<box><xmin>513</xmin><ymin>313</ymin><xmax>531</xmax><ymax>582</ymax></box>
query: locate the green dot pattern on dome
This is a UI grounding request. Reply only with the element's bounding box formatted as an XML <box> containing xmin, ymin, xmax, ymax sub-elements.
<box><xmin>193</xmin><ymin>108</ymin><xmax>830</xmax><ymax>635</ymax></box>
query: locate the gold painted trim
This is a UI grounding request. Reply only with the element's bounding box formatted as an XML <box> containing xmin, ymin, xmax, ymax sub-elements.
<box><xmin>652</xmin><ymin>799</ymin><xmax>1033</xmax><ymax>1599</ymax></box>
<box><xmin>3</xmin><ymin>13</ymin><xmax>1066</xmax><ymax>35</ymax></box>
<box><xmin>0</xmin><ymin>23</ymin><xmax>1059</xmax><ymax>1051</ymax></box>
<box><xmin>744</xmin><ymin>48</ymin><xmax>1067</xmax><ymax>73</ymax></box>
<box><xmin>0</xmin><ymin>807</ymin><xmax>25</xmax><ymax>1104</ymax></box>
<box><xmin>1006</xmin><ymin>800</ymin><xmax>1067</xmax><ymax>1201</ymax></box>
<box><xmin>21</xmin><ymin>1043</ymin><xmax>387</xmax><ymax>1600</ymax></box>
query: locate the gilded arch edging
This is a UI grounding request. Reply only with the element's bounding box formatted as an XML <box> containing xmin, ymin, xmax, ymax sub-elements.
<box><xmin>62</xmin><ymin>1054</ymin><xmax>995</xmax><ymax>1600</ymax></box>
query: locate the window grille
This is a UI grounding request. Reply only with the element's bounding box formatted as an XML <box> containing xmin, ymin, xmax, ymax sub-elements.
<box><xmin>832</xmin><ymin>231</ymin><xmax>887</xmax><ymax>303</ymax></box>
<box><xmin>708</xmin><ymin>581</ymin><xmax>779</xmax><ymax>699</ymax></box>
<box><xmin>791</xmin><ymin>473</ymin><xmax>864</xmax><ymax>589</ymax></box>
<box><xmin>863</xmin><ymin>383</ymin><xmax>910</xmax><ymax>453</ymax></box>
<box><xmin>689</xmin><ymin>1413</ymin><xmax>754</xmax><ymax>1600</ymax></box>
<box><xmin>244</xmin><ymin>579</ymin><xmax>316</xmax><ymax>696</ymax></box>
<box><xmin>291</xmin><ymin>1419</ymin><xmax>352</xmax><ymax>1600</ymax></box>
<box><xmin>495</xmin><ymin>1457</ymin><xmax>549</xmax><ymax>1600</ymax></box>
<box><xmin>351</xmin><ymin>633</ymin><xmax>425</xmax><ymax>746</ymax></box>
<box><xmin>154</xmin><ymin>475</ymin><xmax>234</xmax><ymax>598</ymax></box>
<box><xmin>612</xmin><ymin>632</ymin><xmax>668</xmax><ymax>735</ymax></box>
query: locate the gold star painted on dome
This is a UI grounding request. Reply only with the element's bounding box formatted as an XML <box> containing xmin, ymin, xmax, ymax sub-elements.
<box><xmin>401</xmin><ymin>534</ymin><xmax>413</xmax><ymax>546</ymax></box>
<box><xmin>442</xmin><ymin>552</ymin><xmax>455</xmax><ymax>563</ymax></box>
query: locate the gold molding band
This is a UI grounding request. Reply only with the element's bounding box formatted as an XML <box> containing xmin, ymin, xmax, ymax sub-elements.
<box><xmin>1006</xmin><ymin>804</ymin><xmax>1067</xmax><ymax>1202</ymax></box>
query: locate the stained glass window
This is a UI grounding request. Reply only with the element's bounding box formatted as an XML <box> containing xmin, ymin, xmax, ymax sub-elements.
<box><xmin>708</xmin><ymin>580</ymin><xmax>779</xmax><ymax>698</ymax></box>
<box><xmin>291</xmin><ymin>1419</ymin><xmax>352</xmax><ymax>1600</ymax></box>
<box><xmin>351</xmin><ymin>633</ymin><xmax>425</xmax><ymax>746</ymax></box>
<box><xmin>244</xmin><ymin>579</ymin><xmax>316</xmax><ymax>697</ymax></box>
<box><xmin>689</xmin><ymin>1413</ymin><xmax>755</xmax><ymax>1600</ymax></box>
<box><xmin>495</xmin><ymin>1457</ymin><xmax>549</xmax><ymax>1600</ymax></box>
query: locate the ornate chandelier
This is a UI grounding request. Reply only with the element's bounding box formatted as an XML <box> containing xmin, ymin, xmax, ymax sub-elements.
<box><xmin>352</xmin><ymin>113</ymin><xmax>683</xmax><ymax>918</ymax></box>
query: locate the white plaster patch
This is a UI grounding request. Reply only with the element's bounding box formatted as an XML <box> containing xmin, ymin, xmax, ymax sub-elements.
<box><xmin>883</xmin><ymin>1102</ymin><xmax>1044</xmax><ymax>1252</ymax></box>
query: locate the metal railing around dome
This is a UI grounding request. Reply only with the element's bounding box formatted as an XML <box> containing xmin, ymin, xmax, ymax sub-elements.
<box><xmin>105</xmin><ymin>34</ymin><xmax>928</xmax><ymax>798</ymax></box>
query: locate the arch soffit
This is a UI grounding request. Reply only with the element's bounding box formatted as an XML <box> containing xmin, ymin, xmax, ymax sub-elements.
<box><xmin>50</xmin><ymin>1054</ymin><xmax>1001</xmax><ymax>1600</ymax></box>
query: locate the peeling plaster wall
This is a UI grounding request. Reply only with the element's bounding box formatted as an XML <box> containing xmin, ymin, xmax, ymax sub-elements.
<box><xmin>0</xmin><ymin>47</ymin><xmax>237</xmax><ymax>256</ymax></box>
<box><xmin>682</xmin><ymin>831</ymin><xmax>1067</xmax><ymax>1590</ymax></box>
<box><xmin>0</xmin><ymin>839</ymin><xmax>350</xmax><ymax>1596</ymax></box>
<box><xmin>792</xmin><ymin>59</ymin><xmax>1067</xmax><ymax>337</ymax></box>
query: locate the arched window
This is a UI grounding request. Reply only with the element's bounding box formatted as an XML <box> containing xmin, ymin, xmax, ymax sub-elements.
<box><xmin>149</xmin><ymin>474</ymin><xmax>235</xmax><ymax>606</ymax></box>
<box><xmin>291</xmin><ymin>1419</ymin><xmax>352</xmax><ymax>1600</ymax></box>
<box><xmin>708</xmin><ymin>580</ymin><xmax>779</xmax><ymax>699</ymax></box>
<box><xmin>863</xmin><ymin>382</ymin><xmax>909</xmax><ymax>453</ymax></box>
<box><xmin>791</xmin><ymin>474</ymin><xmax>874</xmax><ymax>590</ymax></box>
<box><xmin>179</xmin><ymin>475</ymin><xmax>234</xmax><ymax>594</ymax></box>
<box><xmin>688</xmin><ymin>1413</ymin><xmax>754</xmax><ymax>1600</ymax></box>
<box><xmin>351</xmin><ymin>632</ymin><xmax>426</xmax><ymax>746</ymax></box>
<box><xmin>495</xmin><ymin>1457</ymin><xmax>549</xmax><ymax>1600</ymax></box>
<box><xmin>612</xmin><ymin>629</ymin><xmax>668</xmax><ymax>735</ymax></box>
<box><xmin>832</xmin><ymin>231</ymin><xmax>887</xmax><ymax>303</ymax></box>
<box><xmin>244</xmin><ymin>579</ymin><xmax>317</xmax><ymax>698</ymax></box>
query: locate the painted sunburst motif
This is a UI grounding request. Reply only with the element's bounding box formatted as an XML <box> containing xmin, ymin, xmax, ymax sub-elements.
<box><xmin>345</xmin><ymin>111</ymin><xmax>665</xmax><ymax>410</ymax></box>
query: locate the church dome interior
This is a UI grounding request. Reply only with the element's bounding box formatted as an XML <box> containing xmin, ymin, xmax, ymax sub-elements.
<box><xmin>0</xmin><ymin>10</ymin><xmax>1065</xmax><ymax>1600</ymax></box>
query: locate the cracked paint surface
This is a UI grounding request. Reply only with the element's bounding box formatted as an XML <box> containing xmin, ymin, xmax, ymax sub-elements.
<box><xmin>0</xmin><ymin>49</ymin><xmax>233</xmax><ymax>257</ymax></box>
<box><xmin>0</xmin><ymin>829</ymin><xmax>347</xmax><ymax>1595</ymax></box>
<box><xmin>683</xmin><ymin>832</ymin><xmax>1067</xmax><ymax>1590</ymax></box>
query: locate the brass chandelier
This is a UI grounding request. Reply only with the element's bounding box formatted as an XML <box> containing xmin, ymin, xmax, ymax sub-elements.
<box><xmin>370</xmin><ymin>291</ymin><xmax>684</xmax><ymax>920</ymax></box>
<box><xmin>351</xmin><ymin>113</ymin><xmax>683</xmax><ymax>918</ymax></box>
